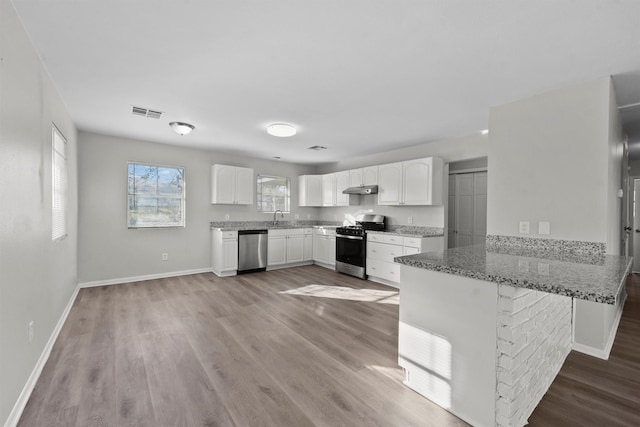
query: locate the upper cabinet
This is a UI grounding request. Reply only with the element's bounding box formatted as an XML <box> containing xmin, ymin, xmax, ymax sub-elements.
<box><xmin>378</xmin><ymin>157</ymin><xmax>443</xmax><ymax>206</ymax></box>
<box><xmin>322</xmin><ymin>171</ymin><xmax>349</xmax><ymax>206</ymax></box>
<box><xmin>349</xmin><ymin>166</ymin><xmax>378</xmax><ymax>187</ymax></box>
<box><xmin>211</xmin><ymin>164</ymin><xmax>254</xmax><ymax>204</ymax></box>
<box><xmin>299</xmin><ymin>175</ymin><xmax>323</xmax><ymax>207</ymax></box>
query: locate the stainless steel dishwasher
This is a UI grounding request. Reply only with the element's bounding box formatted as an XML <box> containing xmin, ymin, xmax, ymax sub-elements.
<box><xmin>237</xmin><ymin>229</ymin><xmax>268</xmax><ymax>274</ymax></box>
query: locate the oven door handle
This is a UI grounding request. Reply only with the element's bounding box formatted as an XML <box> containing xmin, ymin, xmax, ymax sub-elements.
<box><xmin>337</xmin><ymin>234</ymin><xmax>364</xmax><ymax>240</ymax></box>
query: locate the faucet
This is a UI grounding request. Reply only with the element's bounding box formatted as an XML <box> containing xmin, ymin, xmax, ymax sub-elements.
<box><xmin>273</xmin><ymin>210</ymin><xmax>284</xmax><ymax>226</ymax></box>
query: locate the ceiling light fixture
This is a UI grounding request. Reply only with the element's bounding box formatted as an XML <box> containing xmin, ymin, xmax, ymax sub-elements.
<box><xmin>267</xmin><ymin>123</ymin><xmax>296</xmax><ymax>137</ymax></box>
<box><xmin>169</xmin><ymin>122</ymin><xmax>195</xmax><ymax>135</ymax></box>
<box><xmin>481</xmin><ymin>129</ymin><xmax>489</xmax><ymax>135</ymax></box>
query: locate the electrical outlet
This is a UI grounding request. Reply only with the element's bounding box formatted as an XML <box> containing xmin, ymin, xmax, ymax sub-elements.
<box><xmin>162</xmin><ymin>253</ymin><xmax>168</xmax><ymax>261</ymax></box>
<box><xmin>307</xmin><ymin>214</ymin><xmax>311</xmax><ymax>220</ymax></box>
<box><xmin>408</xmin><ymin>216</ymin><xmax>413</xmax><ymax>224</ymax></box>
<box><xmin>519</xmin><ymin>221</ymin><xmax>530</xmax><ymax>234</ymax></box>
<box><xmin>224</xmin><ymin>214</ymin><xmax>230</xmax><ymax>221</ymax></box>
<box><xmin>294</xmin><ymin>214</ymin><xmax>299</xmax><ymax>220</ymax></box>
<box><xmin>28</xmin><ymin>321</ymin><xmax>34</xmax><ymax>343</ymax></box>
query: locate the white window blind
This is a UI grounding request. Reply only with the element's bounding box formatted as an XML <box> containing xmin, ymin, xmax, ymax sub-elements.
<box><xmin>257</xmin><ymin>175</ymin><xmax>290</xmax><ymax>213</ymax></box>
<box><xmin>52</xmin><ymin>126</ymin><xmax>67</xmax><ymax>241</ymax></box>
<box><xmin>127</xmin><ymin>162</ymin><xmax>185</xmax><ymax>228</ymax></box>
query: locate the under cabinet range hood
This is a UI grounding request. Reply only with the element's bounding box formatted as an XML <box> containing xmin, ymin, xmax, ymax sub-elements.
<box><xmin>342</xmin><ymin>185</ymin><xmax>379</xmax><ymax>195</ymax></box>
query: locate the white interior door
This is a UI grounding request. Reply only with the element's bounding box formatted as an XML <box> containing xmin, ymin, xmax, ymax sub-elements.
<box><xmin>448</xmin><ymin>171</ymin><xmax>488</xmax><ymax>249</ymax></box>
<box><xmin>455</xmin><ymin>174</ymin><xmax>474</xmax><ymax>247</ymax></box>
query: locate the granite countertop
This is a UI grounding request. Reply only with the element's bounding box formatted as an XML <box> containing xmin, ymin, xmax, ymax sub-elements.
<box><xmin>367</xmin><ymin>229</ymin><xmax>444</xmax><ymax>238</ymax></box>
<box><xmin>210</xmin><ymin>221</ymin><xmax>340</xmax><ymax>231</ymax></box>
<box><xmin>394</xmin><ymin>244</ymin><xmax>632</xmax><ymax>304</ymax></box>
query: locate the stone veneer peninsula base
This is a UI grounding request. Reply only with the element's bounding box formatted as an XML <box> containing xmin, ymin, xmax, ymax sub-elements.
<box><xmin>398</xmin><ymin>265</ymin><xmax>573</xmax><ymax>427</ymax></box>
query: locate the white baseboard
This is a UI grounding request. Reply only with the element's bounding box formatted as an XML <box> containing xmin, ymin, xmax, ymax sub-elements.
<box><xmin>4</xmin><ymin>284</ymin><xmax>80</xmax><ymax>427</ymax></box>
<box><xmin>78</xmin><ymin>268</ymin><xmax>213</xmax><ymax>288</ymax></box>
<box><xmin>572</xmin><ymin>292</ymin><xmax>627</xmax><ymax>360</ymax></box>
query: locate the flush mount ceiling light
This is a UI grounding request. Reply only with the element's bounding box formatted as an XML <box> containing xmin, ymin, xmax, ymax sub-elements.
<box><xmin>267</xmin><ymin>123</ymin><xmax>296</xmax><ymax>137</ymax></box>
<box><xmin>169</xmin><ymin>122</ymin><xmax>195</xmax><ymax>135</ymax></box>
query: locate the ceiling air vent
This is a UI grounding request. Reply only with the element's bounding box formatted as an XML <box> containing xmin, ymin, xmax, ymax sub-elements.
<box><xmin>131</xmin><ymin>105</ymin><xmax>163</xmax><ymax>119</ymax></box>
<box><xmin>307</xmin><ymin>145</ymin><xmax>327</xmax><ymax>151</ymax></box>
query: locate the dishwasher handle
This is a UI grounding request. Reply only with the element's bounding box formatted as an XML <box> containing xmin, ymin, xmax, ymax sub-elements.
<box><xmin>238</xmin><ymin>229</ymin><xmax>268</xmax><ymax>235</ymax></box>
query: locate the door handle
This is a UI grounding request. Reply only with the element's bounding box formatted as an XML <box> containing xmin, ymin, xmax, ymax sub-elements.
<box><xmin>636</xmin><ymin>230</ymin><xmax>640</xmax><ymax>233</ymax></box>
<box><xmin>624</xmin><ymin>226</ymin><xmax>632</xmax><ymax>231</ymax></box>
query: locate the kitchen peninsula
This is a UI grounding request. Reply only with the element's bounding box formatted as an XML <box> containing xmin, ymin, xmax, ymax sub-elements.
<box><xmin>394</xmin><ymin>236</ymin><xmax>632</xmax><ymax>427</ymax></box>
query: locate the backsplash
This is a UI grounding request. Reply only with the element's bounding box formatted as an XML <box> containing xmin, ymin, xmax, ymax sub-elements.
<box><xmin>386</xmin><ymin>225</ymin><xmax>444</xmax><ymax>236</ymax></box>
<box><xmin>486</xmin><ymin>235</ymin><xmax>606</xmax><ymax>258</ymax></box>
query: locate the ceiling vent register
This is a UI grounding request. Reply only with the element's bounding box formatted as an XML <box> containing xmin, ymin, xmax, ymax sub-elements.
<box><xmin>131</xmin><ymin>106</ymin><xmax>163</xmax><ymax>119</ymax></box>
<box><xmin>307</xmin><ymin>145</ymin><xmax>327</xmax><ymax>151</ymax></box>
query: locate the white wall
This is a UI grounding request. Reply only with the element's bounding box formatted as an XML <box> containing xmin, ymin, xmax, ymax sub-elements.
<box><xmin>487</xmin><ymin>77</ymin><xmax>623</xmax><ymax>253</ymax></box>
<box><xmin>314</xmin><ymin>133</ymin><xmax>489</xmax><ymax>227</ymax></box>
<box><xmin>77</xmin><ymin>132</ymin><xmax>317</xmax><ymax>284</ymax></box>
<box><xmin>0</xmin><ymin>0</ymin><xmax>78</xmax><ymax>423</ymax></box>
<box><xmin>607</xmin><ymin>80</ymin><xmax>625</xmax><ymax>255</ymax></box>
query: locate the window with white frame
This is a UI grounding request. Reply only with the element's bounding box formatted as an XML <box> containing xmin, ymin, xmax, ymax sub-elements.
<box><xmin>127</xmin><ymin>162</ymin><xmax>185</xmax><ymax>228</ymax></box>
<box><xmin>257</xmin><ymin>175</ymin><xmax>290</xmax><ymax>213</ymax></box>
<box><xmin>52</xmin><ymin>126</ymin><xmax>67</xmax><ymax>241</ymax></box>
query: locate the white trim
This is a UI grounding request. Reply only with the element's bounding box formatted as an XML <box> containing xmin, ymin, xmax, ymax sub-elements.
<box><xmin>78</xmin><ymin>268</ymin><xmax>212</xmax><ymax>288</ymax></box>
<box><xmin>571</xmin><ymin>292</ymin><xmax>627</xmax><ymax>360</ymax></box>
<box><xmin>4</xmin><ymin>284</ymin><xmax>80</xmax><ymax>427</ymax></box>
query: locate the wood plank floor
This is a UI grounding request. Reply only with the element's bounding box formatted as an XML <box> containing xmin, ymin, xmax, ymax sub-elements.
<box><xmin>17</xmin><ymin>266</ymin><xmax>640</xmax><ymax>426</ymax></box>
<box><xmin>529</xmin><ymin>273</ymin><xmax>640</xmax><ymax>426</ymax></box>
<box><xmin>18</xmin><ymin>266</ymin><xmax>467</xmax><ymax>427</ymax></box>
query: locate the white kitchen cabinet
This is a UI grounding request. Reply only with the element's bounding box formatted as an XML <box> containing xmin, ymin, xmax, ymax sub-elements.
<box><xmin>211</xmin><ymin>164</ymin><xmax>254</xmax><ymax>205</ymax></box>
<box><xmin>366</xmin><ymin>233</ymin><xmax>444</xmax><ymax>286</ymax></box>
<box><xmin>212</xmin><ymin>230</ymin><xmax>238</xmax><ymax>277</ymax></box>
<box><xmin>322</xmin><ymin>172</ymin><xmax>349</xmax><ymax>206</ymax></box>
<box><xmin>303</xmin><ymin>228</ymin><xmax>313</xmax><ymax>261</ymax></box>
<box><xmin>298</xmin><ymin>175</ymin><xmax>323</xmax><ymax>207</ymax></box>
<box><xmin>377</xmin><ymin>162</ymin><xmax>403</xmax><ymax>205</ymax></box>
<box><xmin>267</xmin><ymin>234</ymin><xmax>287</xmax><ymax>266</ymax></box>
<box><xmin>377</xmin><ymin>157</ymin><xmax>443</xmax><ymax>206</ymax></box>
<box><xmin>349</xmin><ymin>168</ymin><xmax>363</xmax><ymax>187</ymax></box>
<box><xmin>313</xmin><ymin>228</ymin><xmax>336</xmax><ymax>268</ymax></box>
<box><xmin>363</xmin><ymin>166</ymin><xmax>378</xmax><ymax>185</ymax></box>
<box><xmin>349</xmin><ymin>166</ymin><xmax>378</xmax><ymax>188</ymax></box>
<box><xmin>268</xmin><ymin>229</ymin><xmax>309</xmax><ymax>268</ymax></box>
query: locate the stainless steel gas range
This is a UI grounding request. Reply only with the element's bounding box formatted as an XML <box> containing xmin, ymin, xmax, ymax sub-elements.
<box><xmin>335</xmin><ymin>214</ymin><xmax>386</xmax><ymax>279</ymax></box>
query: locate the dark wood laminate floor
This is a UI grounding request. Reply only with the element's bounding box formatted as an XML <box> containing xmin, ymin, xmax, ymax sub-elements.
<box><xmin>529</xmin><ymin>273</ymin><xmax>640</xmax><ymax>426</ymax></box>
<box><xmin>18</xmin><ymin>266</ymin><xmax>468</xmax><ymax>427</ymax></box>
<box><xmin>18</xmin><ymin>267</ymin><xmax>640</xmax><ymax>426</ymax></box>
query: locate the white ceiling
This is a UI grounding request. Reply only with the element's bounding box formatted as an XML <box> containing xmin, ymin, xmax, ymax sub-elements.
<box><xmin>10</xmin><ymin>0</ymin><xmax>640</xmax><ymax>164</ymax></box>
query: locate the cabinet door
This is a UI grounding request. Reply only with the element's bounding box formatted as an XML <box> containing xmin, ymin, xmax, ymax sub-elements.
<box><xmin>303</xmin><ymin>234</ymin><xmax>313</xmax><ymax>261</ymax></box>
<box><xmin>363</xmin><ymin>166</ymin><xmax>378</xmax><ymax>186</ymax></box>
<box><xmin>322</xmin><ymin>174</ymin><xmax>335</xmax><ymax>206</ymax></box>
<box><xmin>211</xmin><ymin>164</ymin><xmax>236</xmax><ymax>204</ymax></box>
<box><xmin>268</xmin><ymin>236</ymin><xmax>287</xmax><ymax>266</ymax></box>
<box><xmin>287</xmin><ymin>235</ymin><xmax>304</xmax><ymax>263</ymax></box>
<box><xmin>378</xmin><ymin>162</ymin><xmax>402</xmax><ymax>205</ymax></box>
<box><xmin>235</xmin><ymin>166</ymin><xmax>254</xmax><ymax>205</ymax></box>
<box><xmin>299</xmin><ymin>175</ymin><xmax>323</xmax><ymax>207</ymax></box>
<box><xmin>222</xmin><ymin>239</ymin><xmax>238</xmax><ymax>270</ymax></box>
<box><xmin>349</xmin><ymin>169</ymin><xmax>363</xmax><ymax>187</ymax></box>
<box><xmin>403</xmin><ymin>158</ymin><xmax>431</xmax><ymax>205</ymax></box>
<box><xmin>327</xmin><ymin>236</ymin><xmax>336</xmax><ymax>266</ymax></box>
<box><xmin>335</xmin><ymin>171</ymin><xmax>350</xmax><ymax>206</ymax></box>
<box><xmin>313</xmin><ymin>234</ymin><xmax>327</xmax><ymax>263</ymax></box>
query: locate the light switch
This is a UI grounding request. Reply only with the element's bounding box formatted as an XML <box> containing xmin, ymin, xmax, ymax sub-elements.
<box><xmin>519</xmin><ymin>221</ymin><xmax>530</xmax><ymax>234</ymax></box>
<box><xmin>538</xmin><ymin>221</ymin><xmax>550</xmax><ymax>235</ymax></box>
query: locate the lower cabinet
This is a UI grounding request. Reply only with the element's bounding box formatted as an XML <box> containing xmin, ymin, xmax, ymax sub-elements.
<box><xmin>268</xmin><ymin>228</ymin><xmax>312</xmax><ymax>269</ymax></box>
<box><xmin>312</xmin><ymin>228</ymin><xmax>336</xmax><ymax>268</ymax></box>
<box><xmin>366</xmin><ymin>233</ymin><xmax>444</xmax><ymax>286</ymax></box>
<box><xmin>212</xmin><ymin>229</ymin><xmax>238</xmax><ymax>277</ymax></box>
